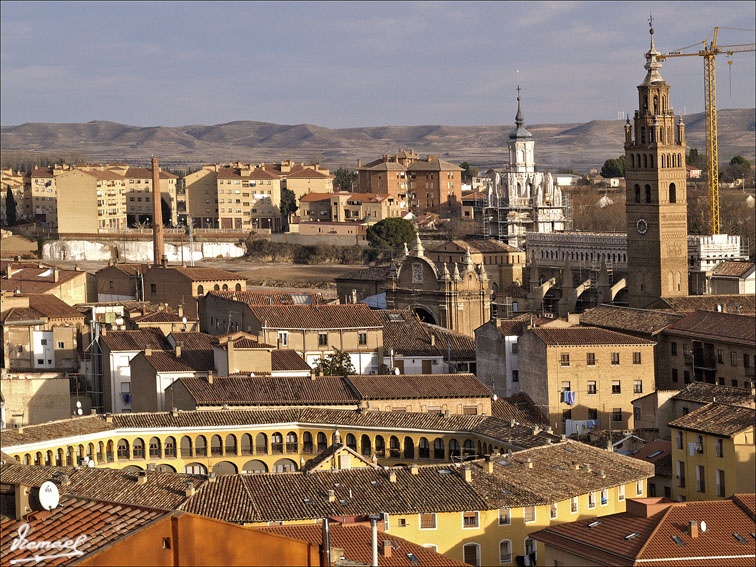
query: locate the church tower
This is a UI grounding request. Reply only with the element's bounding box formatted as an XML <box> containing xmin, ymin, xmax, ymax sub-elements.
<box><xmin>508</xmin><ymin>88</ymin><xmax>535</xmax><ymax>175</ymax></box>
<box><xmin>625</xmin><ymin>21</ymin><xmax>688</xmax><ymax>308</ymax></box>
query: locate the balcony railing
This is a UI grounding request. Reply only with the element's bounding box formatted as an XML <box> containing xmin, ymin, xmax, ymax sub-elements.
<box><xmin>272</xmin><ymin>443</ymin><xmax>284</xmax><ymax>455</ymax></box>
<box><xmin>302</xmin><ymin>443</ymin><xmax>313</xmax><ymax>454</ymax></box>
<box><xmin>286</xmin><ymin>442</ymin><xmax>298</xmax><ymax>453</ymax></box>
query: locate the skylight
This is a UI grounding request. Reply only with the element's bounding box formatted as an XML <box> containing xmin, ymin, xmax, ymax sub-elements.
<box><xmin>671</xmin><ymin>535</ymin><xmax>685</xmax><ymax>546</ymax></box>
<box><xmin>588</xmin><ymin>521</ymin><xmax>601</xmax><ymax>529</ymax></box>
<box><xmin>302</xmin><ymin>498</ymin><xmax>311</xmax><ymax>504</ymax></box>
<box><xmin>339</xmin><ymin>499</ymin><xmax>348</xmax><ymax>505</ymax></box>
<box><xmin>38</xmin><ymin>269</ymin><xmax>53</xmax><ymax>278</ymax></box>
<box><xmin>647</xmin><ymin>450</ymin><xmax>663</xmax><ymax>458</ymax></box>
<box><xmin>563</xmin><ymin>446</ymin><xmax>575</xmax><ymax>454</ymax></box>
<box><xmin>554</xmin><ymin>465</ymin><xmax>565</xmax><ymax>471</ymax></box>
<box><xmin>733</xmin><ymin>533</ymin><xmax>748</xmax><ymax>544</ymax></box>
<box><xmin>438</xmin><ymin>469</ymin><xmax>454</xmax><ymax>475</ymax></box>
<box><xmin>407</xmin><ymin>553</ymin><xmax>420</xmax><ymax>565</ymax></box>
<box><xmin>388</xmin><ymin>313</ymin><xmax>404</xmax><ymax>322</ymax></box>
<box><xmin>371</xmin><ymin>480</ymin><xmax>379</xmax><ymax>487</ymax></box>
<box><xmin>625</xmin><ymin>533</ymin><xmax>640</xmax><ymax>540</ymax></box>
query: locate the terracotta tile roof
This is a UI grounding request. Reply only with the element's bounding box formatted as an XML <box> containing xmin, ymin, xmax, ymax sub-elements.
<box><xmin>1</xmin><ymin>267</ymin><xmax>85</xmax><ymax>294</ymax></box>
<box><xmin>177</xmin><ymin>376</ymin><xmax>358</xmax><ymax>406</ymax></box>
<box><xmin>346</xmin><ymin>374</ymin><xmax>491</xmax><ymax>400</ymax></box>
<box><xmin>133</xmin><ymin>309</ymin><xmax>194</xmax><ymax>323</ymax></box>
<box><xmin>732</xmin><ymin>493</ymin><xmax>755</xmax><ymax>519</ymax></box>
<box><xmin>301</xmin><ymin>443</ymin><xmax>378</xmax><ymax>472</ymax></box>
<box><xmin>217</xmin><ymin>166</ymin><xmax>278</xmax><ymax>180</ymax></box>
<box><xmin>180</xmin><ymin>442</ymin><xmax>652</xmax><ymax>523</ymax></box>
<box><xmin>628</xmin><ymin>440</ymin><xmax>672</xmax><ymax>477</ymax></box>
<box><xmin>406</xmin><ymin>158</ymin><xmax>462</xmax><ymax>172</ymax></box>
<box><xmin>169</xmin><ymin>331</ymin><xmax>217</xmax><ymax>350</ymax></box>
<box><xmin>375</xmin><ymin>309</ymin><xmax>475</xmax><ymax>358</ymax></box>
<box><xmin>450</xmin><ymin>239</ymin><xmax>520</xmax><ymax>253</ymax></box>
<box><xmin>0</xmin><ymin>495</ymin><xmax>167</xmax><ymax>565</ymax></box>
<box><xmin>532</xmin><ymin>497</ymin><xmax>756</xmax><ymax>566</ymax></box>
<box><xmin>581</xmin><ymin>305</ymin><xmax>684</xmax><ymax>336</ymax></box>
<box><xmin>649</xmin><ymin>294</ymin><xmax>756</xmax><ymax>315</ymax></box>
<box><xmin>284</xmin><ymin>167</ymin><xmax>334</xmax><ymax>179</ymax></box>
<box><xmin>143</xmin><ymin>350</ymin><xmax>215</xmax><ymax>373</ymax></box>
<box><xmin>712</xmin><ymin>261</ymin><xmax>755</xmax><ymax>278</ymax></box>
<box><xmin>663</xmin><ymin>310</ymin><xmax>755</xmax><ymax>346</ymax></box>
<box><xmin>0</xmin><ymin>462</ymin><xmax>205</xmax><ymax>510</ymax></box>
<box><xmin>148</xmin><ymin>266</ymin><xmax>245</xmax><ymax>282</ymax></box>
<box><xmin>249</xmin><ymin>304</ymin><xmax>382</xmax><ymax>329</ymax></box>
<box><xmin>1</xmin><ymin>294</ymin><xmax>84</xmax><ymax>322</ymax></box>
<box><xmin>0</xmin><ymin>305</ymin><xmax>42</xmax><ymax>323</ymax></box>
<box><xmin>299</xmin><ymin>192</ymin><xmax>333</xmax><ymax>202</ymax></box>
<box><xmin>668</xmin><ymin>402</ymin><xmax>755</xmax><ymax>437</ymax></box>
<box><xmin>361</xmin><ymin>161</ymin><xmax>408</xmax><ymax>172</ymax></box>
<box><xmin>491</xmin><ymin>395</ymin><xmax>549</xmax><ymax>427</ymax></box>
<box><xmin>100</xmin><ymin>328</ymin><xmax>171</xmax><ymax>352</ymax></box>
<box><xmin>530</xmin><ymin>326</ymin><xmax>656</xmax><ymax>346</ymax></box>
<box><xmin>123</xmin><ymin>167</ymin><xmax>178</xmax><ymax>179</ymax></box>
<box><xmin>671</xmin><ymin>382</ymin><xmax>755</xmax><ymax>407</ymax></box>
<box><xmin>259</xmin><ymin>523</ymin><xmax>466</xmax><ymax>566</ymax></box>
<box><xmin>271</xmin><ymin>350</ymin><xmax>311</xmax><ymax>371</ymax></box>
<box><xmin>96</xmin><ymin>263</ymin><xmax>148</xmax><ymax>276</ymax></box>
<box><xmin>84</xmin><ymin>169</ymin><xmax>126</xmax><ymax>181</ymax></box>
<box><xmin>494</xmin><ymin>314</ymin><xmax>554</xmax><ymax>337</ymax></box>
<box><xmin>334</xmin><ymin>266</ymin><xmax>391</xmax><ymax>282</ymax></box>
<box><xmin>209</xmin><ymin>290</ymin><xmax>326</xmax><ymax>305</ymax></box>
<box><xmin>30</xmin><ymin>167</ymin><xmax>54</xmax><ymax>178</ymax></box>
<box><xmin>500</xmin><ymin>281</ymin><xmax>530</xmax><ymax>299</ymax></box>
<box><xmin>0</xmin><ymin>415</ymin><xmax>116</xmax><ymax>447</ymax></box>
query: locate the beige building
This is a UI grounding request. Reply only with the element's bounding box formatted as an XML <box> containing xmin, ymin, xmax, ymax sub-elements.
<box><xmin>518</xmin><ymin>326</ymin><xmax>656</xmax><ymax>434</ymax></box>
<box><xmin>56</xmin><ymin>169</ymin><xmax>128</xmax><ymax>234</ymax></box>
<box><xmin>0</xmin><ymin>370</ymin><xmax>72</xmax><ymax>428</ymax></box>
<box><xmin>1</xmin><ymin>261</ymin><xmax>95</xmax><ymax>305</ymax></box>
<box><xmin>1</xmin><ymin>168</ymin><xmax>31</xmax><ymax>222</ymax></box>
<box><xmin>110</xmin><ymin>165</ymin><xmax>178</xmax><ymax>227</ymax></box>
<box><xmin>29</xmin><ymin>166</ymin><xmax>68</xmax><ymax>225</ymax></box>
<box><xmin>95</xmin><ymin>263</ymin><xmax>147</xmax><ymax>302</ymax></box>
<box><xmin>259</xmin><ymin>161</ymin><xmax>333</xmax><ymax>200</ymax></box>
<box><xmin>143</xmin><ymin>265</ymin><xmax>246</xmax><ymax>319</ymax></box>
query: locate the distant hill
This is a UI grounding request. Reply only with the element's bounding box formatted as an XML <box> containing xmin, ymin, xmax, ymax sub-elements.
<box><xmin>2</xmin><ymin>108</ymin><xmax>753</xmax><ymax>171</ymax></box>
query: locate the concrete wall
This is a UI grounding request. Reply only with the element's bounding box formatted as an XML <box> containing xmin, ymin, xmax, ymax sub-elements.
<box><xmin>43</xmin><ymin>239</ymin><xmax>245</xmax><ymax>263</ymax></box>
<box><xmin>1</xmin><ymin>375</ymin><xmax>71</xmax><ymax>426</ymax></box>
<box><xmin>271</xmin><ymin>232</ymin><xmax>369</xmax><ymax>247</ymax></box>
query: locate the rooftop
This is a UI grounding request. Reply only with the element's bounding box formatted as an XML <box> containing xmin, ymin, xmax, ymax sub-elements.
<box><xmin>671</xmin><ymin>382</ymin><xmax>755</xmax><ymax>407</ymax></box>
<box><xmin>490</xmin><ymin>395</ymin><xmax>549</xmax><ymax>427</ymax></box>
<box><xmin>208</xmin><ymin>290</ymin><xmax>326</xmax><ymax>305</ymax></box>
<box><xmin>663</xmin><ymin>310</ymin><xmax>755</xmax><ymax>346</ymax></box>
<box><xmin>580</xmin><ymin>305</ymin><xmax>684</xmax><ymax>336</ymax></box>
<box><xmin>100</xmin><ymin>328</ymin><xmax>171</xmax><ymax>352</ymax></box>
<box><xmin>530</xmin><ymin>326</ymin><xmax>656</xmax><ymax>346</ymax></box>
<box><xmin>271</xmin><ymin>350</ymin><xmax>311</xmax><ymax>371</ymax></box>
<box><xmin>649</xmin><ymin>294</ymin><xmax>756</xmax><ymax>315</ymax></box>
<box><xmin>628</xmin><ymin>440</ymin><xmax>672</xmax><ymax>478</ymax></box>
<box><xmin>168</xmin><ymin>331</ymin><xmax>218</xmax><ymax>351</ymax></box>
<box><xmin>712</xmin><ymin>261</ymin><xmax>755</xmax><ymax>278</ymax></box>
<box><xmin>0</xmin><ymin>294</ymin><xmax>85</xmax><ymax>323</ymax></box>
<box><xmin>148</xmin><ymin>265</ymin><xmax>245</xmax><ymax>282</ymax></box>
<box><xmin>1</xmin><ymin>266</ymin><xmax>85</xmax><ymax>294</ymax></box>
<box><xmin>249</xmin><ymin>304</ymin><xmax>383</xmax><ymax>329</ymax></box>
<box><xmin>668</xmin><ymin>402</ymin><xmax>755</xmax><ymax>437</ymax></box>
<box><xmin>347</xmin><ymin>373</ymin><xmax>490</xmax><ymax>400</ymax></box>
<box><xmin>374</xmin><ymin>309</ymin><xmax>475</xmax><ymax>358</ymax></box>
<box><xmin>142</xmin><ymin>349</ymin><xmax>215</xmax><ymax>373</ymax></box>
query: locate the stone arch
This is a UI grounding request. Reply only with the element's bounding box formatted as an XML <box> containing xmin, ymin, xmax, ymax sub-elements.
<box><xmin>433</xmin><ymin>438</ymin><xmax>444</xmax><ymax>459</ymax></box>
<box><xmin>195</xmin><ymin>435</ymin><xmax>207</xmax><ymax>457</ymax></box>
<box><xmin>117</xmin><ymin>439</ymin><xmax>130</xmax><ymax>460</ymax></box>
<box><xmin>241</xmin><ymin>433</ymin><xmax>253</xmax><ymax>455</ymax></box>
<box><xmin>164</xmin><ymin>436</ymin><xmax>177</xmax><ymax>458</ymax></box>
<box><xmin>643</xmin><ymin>154</ymin><xmax>647</xmax><ymax>168</ymax></box>
<box><xmin>180</xmin><ymin>436</ymin><xmax>193</xmax><ymax>458</ymax></box>
<box><xmin>255</xmin><ymin>433</ymin><xmax>268</xmax><ymax>454</ymax></box>
<box><xmin>375</xmin><ymin>435</ymin><xmax>386</xmax><ymax>458</ymax></box>
<box><xmin>132</xmin><ymin>438</ymin><xmax>145</xmax><ymax>459</ymax></box>
<box><xmin>225</xmin><ymin>434</ymin><xmax>237</xmax><ymax>456</ymax></box>
<box><xmin>122</xmin><ymin>465</ymin><xmax>143</xmax><ymax>472</ymax></box>
<box><xmin>212</xmin><ymin>461</ymin><xmax>238</xmax><ymax>476</ymax></box>
<box><xmin>669</xmin><ymin>183</ymin><xmax>676</xmax><ymax>204</ymax></box>
<box><xmin>271</xmin><ymin>432</ymin><xmax>284</xmax><ymax>454</ymax></box>
<box><xmin>210</xmin><ymin>435</ymin><xmax>223</xmax><ymax>456</ymax></box>
<box><xmin>222</xmin><ymin>284</ymin><xmax>229</xmax><ymax>291</ymax></box>
<box><xmin>403</xmin><ymin>437</ymin><xmax>415</xmax><ymax>459</ymax></box>
<box><xmin>634</xmin><ymin>184</ymin><xmax>641</xmax><ymax>203</ymax></box>
<box><xmin>148</xmin><ymin>437</ymin><xmax>161</xmax><ymax>459</ymax></box>
<box><xmin>184</xmin><ymin>462</ymin><xmax>207</xmax><ymax>475</ymax></box>
<box><xmin>412</xmin><ymin>305</ymin><xmax>437</xmax><ymax>325</ymax></box>
<box><xmin>45</xmin><ymin>450</ymin><xmax>54</xmax><ymax>466</ymax></box>
<box><xmin>213</xmin><ymin>284</ymin><xmax>220</xmax><ymax>291</ymax></box>
<box><xmin>273</xmin><ymin>458</ymin><xmax>298</xmax><ymax>472</ymax></box>
<box><xmin>317</xmin><ymin>432</ymin><xmax>327</xmax><ymax>452</ymax></box>
<box><xmin>156</xmin><ymin>464</ymin><xmax>176</xmax><ymax>473</ymax></box>
<box><xmin>389</xmin><ymin>436</ymin><xmax>400</xmax><ymax>458</ymax></box>
<box><xmin>302</xmin><ymin>431</ymin><xmax>313</xmax><ymax>453</ymax></box>
<box><xmin>197</xmin><ymin>285</ymin><xmax>204</xmax><ymax>296</ymax></box>
<box><xmin>419</xmin><ymin>437</ymin><xmax>430</xmax><ymax>459</ymax></box>
<box><xmin>361</xmin><ymin>435</ymin><xmax>372</xmax><ymax>457</ymax></box>
<box><xmin>242</xmin><ymin>460</ymin><xmax>268</xmax><ymax>473</ymax></box>
<box><xmin>286</xmin><ymin>431</ymin><xmax>298</xmax><ymax>453</ymax></box>
<box><xmin>235</xmin><ymin>283</ymin><xmax>242</xmax><ymax>291</ymax></box>
<box><xmin>649</xmin><ymin>154</ymin><xmax>654</xmax><ymax>168</ymax></box>
<box><xmin>645</xmin><ymin>184</ymin><xmax>652</xmax><ymax>203</ymax></box>
<box><xmin>463</xmin><ymin>439</ymin><xmax>475</xmax><ymax>457</ymax></box>
<box><xmin>449</xmin><ymin>439</ymin><xmax>461</xmax><ymax>458</ymax></box>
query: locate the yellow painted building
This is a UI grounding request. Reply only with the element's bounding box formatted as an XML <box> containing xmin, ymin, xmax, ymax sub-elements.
<box><xmin>669</xmin><ymin>402</ymin><xmax>756</xmax><ymax>501</ymax></box>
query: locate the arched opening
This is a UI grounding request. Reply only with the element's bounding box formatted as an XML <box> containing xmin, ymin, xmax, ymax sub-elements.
<box><xmin>361</xmin><ymin>435</ymin><xmax>372</xmax><ymax>457</ymax></box>
<box><xmin>197</xmin><ymin>285</ymin><xmax>204</xmax><ymax>296</ymax></box>
<box><xmin>449</xmin><ymin>439</ymin><xmax>461</xmax><ymax>458</ymax></box>
<box><xmin>45</xmin><ymin>450</ymin><xmax>53</xmax><ymax>466</ymax></box>
<box><xmin>413</xmin><ymin>306</ymin><xmax>437</xmax><ymax>325</ymax></box>
<box><xmin>286</xmin><ymin>432</ymin><xmax>298</xmax><ymax>453</ymax></box>
<box><xmin>643</xmin><ymin>154</ymin><xmax>647</xmax><ymax>168</ymax></box>
<box><xmin>34</xmin><ymin>452</ymin><xmax>42</xmax><ymax>466</ymax></box>
<box><xmin>117</xmin><ymin>439</ymin><xmax>130</xmax><ymax>460</ymax></box>
<box><xmin>212</xmin><ymin>461</ymin><xmax>238</xmax><ymax>476</ymax></box>
<box><xmin>148</xmin><ymin>437</ymin><xmax>161</xmax><ymax>459</ymax></box>
<box><xmin>419</xmin><ymin>437</ymin><xmax>430</xmax><ymax>459</ymax></box>
<box><xmin>165</xmin><ymin>436</ymin><xmax>176</xmax><ymax>458</ymax></box>
<box><xmin>317</xmin><ymin>432</ymin><xmax>327</xmax><ymax>453</ymax></box>
<box><xmin>499</xmin><ymin>540</ymin><xmax>512</xmax><ymax>564</ymax></box>
<box><xmin>273</xmin><ymin>458</ymin><xmax>298</xmax><ymax>472</ymax></box>
<box><xmin>222</xmin><ymin>284</ymin><xmax>229</xmax><ymax>291</ymax></box>
<box><xmin>213</xmin><ymin>284</ymin><xmax>220</xmax><ymax>291</ymax></box>
<box><xmin>271</xmin><ymin>432</ymin><xmax>283</xmax><ymax>454</ymax></box>
<box><xmin>105</xmin><ymin>442</ymin><xmax>113</xmax><ymax>463</ymax></box>
<box><xmin>156</xmin><ymin>464</ymin><xmax>176</xmax><ymax>473</ymax></box>
<box><xmin>463</xmin><ymin>439</ymin><xmax>475</xmax><ymax>458</ymax></box>
<box><xmin>235</xmin><ymin>283</ymin><xmax>242</xmax><ymax>291</ymax></box>
<box><xmin>195</xmin><ymin>435</ymin><xmax>207</xmax><ymax>457</ymax></box>
<box><xmin>225</xmin><ymin>434</ymin><xmax>237</xmax><ymax>456</ymax></box>
<box><xmin>132</xmin><ymin>438</ymin><xmax>145</xmax><ymax>459</ymax></box>
<box><xmin>180</xmin><ymin>436</ymin><xmax>193</xmax><ymax>458</ymax></box>
<box><xmin>669</xmin><ymin>183</ymin><xmax>676</xmax><ymax>203</ymax></box>
<box><xmin>649</xmin><ymin>154</ymin><xmax>654</xmax><ymax>168</ymax></box>
<box><xmin>122</xmin><ymin>465</ymin><xmax>143</xmax><ymax>472</ymax></box>
<box><xmin>645</xmin><ymin>184</ymin><xmax>652</xmax><ymax>203</ymax></box>
<box><xmin>403</xmin><ymin>437</ymin><xmax>415</xmax><ymax>459</ymax></box>
<box><xmin>184</xmin><ymin>462</ymin><xmax>207</xmax><ymax>475</ymax></box>
<box><xmin>255</xmin><ymin>433</ymin><xmax>268</xmax><ymax>455</ymax></box>
<box><xmin>346</xmin><ymin>433</ymin><xmax>357</xmax><ymax>451</ymax></box>
<box><xmin>389</xmin><ymin>436</ymin><xmax>400</xmax><ymax>458</ymax></box>
<box><xmin>375</xmin><ymin>436</ymin><xmax>386</xmax><ymax>458</ymax></box>
<box><xmin>634</xmin><ymin>184</ymin><xmax>641</xmax><ymax>203</ymax></box>
<box><xmin>242</xmin><ymin>460</ymin><xmax>268</xmax><ymax>474</ymax></box>
<box><xmin>303</xmin><ymin>432</ymin><xmax>313</xmax><ymax>454</ymax></box>
<box><xmin>463</xmin><ymin>543</ymin><xmax>480</xmax><ymax>567</ymax></box>
<box><xmin>433</xmin><ymin>438</ymin><xmax>444</xmax><ymax>459</ymax></box>
<box><xmin>241</xmin><ymin>433</ymin><xmax>253</xmax><ymax>455</ymax></box>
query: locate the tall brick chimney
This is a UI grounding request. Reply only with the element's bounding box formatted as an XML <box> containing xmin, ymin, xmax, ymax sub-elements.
<box><xmin>151</xmin><ymin>156</ymin><xmax>165</xmax><ymax>266</ymax></box>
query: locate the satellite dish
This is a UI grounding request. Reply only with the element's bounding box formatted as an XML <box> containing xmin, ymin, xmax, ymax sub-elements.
<box><xmin>76</xmin><ymin>401</ymin><xmax>82</xmax><ymax>408</ymax></box>
<box><xmin>700</xmin><ymin>520</ymin><xmax>707</xmax><ymax>533</ymax></box>
<box><xmin>39</xmin><ymin>481</ymin><xmax>60</xmax><ymax>511</ymax></box>
<box><xmin>77</xmin><ymin>408</ymin><xmax>83</xmax><ymax>416</ymax></box>
<box><xmin>87</xmin><ymin>460</ymin><xmax>95</xmax><ymax>468</ymax></box>
<box><xmin>394</xmin><ymin>367</ymin><xmax>400</xmax><ymax>375</ymax></box>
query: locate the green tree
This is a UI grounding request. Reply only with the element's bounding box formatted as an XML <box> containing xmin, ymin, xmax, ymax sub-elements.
<box><xmin>312</xmin><ymin>348</ymin><xmax>356</xmax><ymax>376</ymax></box>
<box><xmin>600</xmin><ymin>155</ymin><xmax>625</xmax><ymax>178</ymax></box>
<box><xmin>366</xmin><ymin>217</ymin><xmax>415</xmax><ymax>252</ymax></box>
<box><xmin>5</xmin><ymin>188</ymin><xmax>17</xmax><ymax>226</ymax></box>
<box><xmin>333</xmin><ymin>167</ymin><xmax>357</xmax><ymax>191</ymax></box>
<box><xmin>720</xmin><ymin>155</ymin><xmax>753</xmax><ymax>184</ymax></box>
<box><xmin>280</xmin><ymin>188</ymin><xmax>298</xmax><ymax>217</ymax></box>
<box><xmin>686</xmin><ymin>148</ymin><xmax>704</xmax><ymax>168</ymax></box>
<box><xmin>459</xmin><ymin>162</ymin><xmax>479</xmax><ymax>184</ymax></box>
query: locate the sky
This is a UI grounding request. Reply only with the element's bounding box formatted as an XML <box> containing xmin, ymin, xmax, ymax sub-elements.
<box><xmin>1</xmin><ymin>1</ymin><xmax>754</xmax><ymax>128</ymax></box>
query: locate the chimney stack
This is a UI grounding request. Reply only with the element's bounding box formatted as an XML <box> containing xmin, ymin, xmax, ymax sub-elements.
<box><xmin>410</xmin><ymin>464</ymin><xmax>419</xmax><ymax>475</ymax></box>
<box><xmin>327</xmin><ymin>489</ymin><xmax>336</xmax><ymax>502</ymax></box>
<box><xmin>380</xmin><ymin>540</ymin><xmax>392</xmax><ymax>558</ymax></box>
<box><xmin>151</xmin><ymin>156</ymin><xmax>165</xmax><ymax>266</ymax></box>
<box><xmin>184</xmin><ymin>481</ymin><xmax>195</xmax><ymax>498</ymax></box>
<box><xmin>145</xmin><ymin>348</ymin><xmax>152</xmax><ymax>357</ymax></box>
<box><xmin>463</xmin><ymin>466</ymin><xmax>472</xmax><ymax>483</ymax></box>
<box><xmin>689</xmin><ymin>520</ymin><xmax>698</xmax><ymax>538</ymax></box>
<box><xmin>175</xmin><ymin>342</ymin><xmax>182</xmax><ymax>359</ymax></box>
<box><xmin>525</xmin><ymin>458</ymin><xmax>533</xmax><ymax>469</ymax></box>
<box><xmin>207</xmin><ymin>370</ymin><xmax>214</xmax><ymax>384</ymax></box>
<box><xmin>389</xmin><ymin>471</ymin><xmax>397</xmax><ymax>483</ymax></box>
<box><xmin>484</xmin><ymin>455</ymin><xmax>494</xmax><ymax>474</ymax></box>
<box><xmin>53</xmin><ymin>268</ymin><xmax>60</xmax><ymax>283</ymax></box>
<box><xmin>137</xmin><ymin>470</ymin><xmax>148</xmax><ymax>484</ymax></box>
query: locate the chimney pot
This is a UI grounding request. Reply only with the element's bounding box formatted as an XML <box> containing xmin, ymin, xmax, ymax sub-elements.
<box><xmin>381</xmin><ymin>540</ymin><xmax>392</xmax><ymax>558</ymax></box>
<box><xmin>327</xmin><ymin>489</ymin><xmax>336</xmax><ymax>502</ymax></box>
<box><xmin>525</xmin><ymin>458</ymin><xmax>533</xmax><ymax>469</ymax></box>
<box><xmin>389</xmin><ymin>471</ymin><xmax>397</xmax><ymax>483</ymax></box>
<box><xmin>208</xmin><ymin>472</ymin><xmax>217</xmax><ymax>484</ymax></box>
<box><xmin>689</xmin><ymin>520</ymin><xmax>698</xmax><ymax>538</ymax></box>
<box><xmin>145</xmin><ymin>348</ymin><xmax>152</xmax><ymax>357</ymax></box>
<box><xmin>463</xmin><ymin>466</ymin><xmax>472</xmax><ymax>483</ymax></box>
<box><xmin>207</xmin><ymin>370</ymin><xmax>214</xmax><ymax>384</ymax></box>
<box><xmin>410</xmin><ymin>464</ymin><xmax>419</xmax><ymax>475</ymax></box>
<box><xmin>184</xmin><ymin>481</ymin><xmax>195</xmax><ymax>497</ymax></box>
<box><xmin>171</xmin><ymin>407</ymin><xmax>179</xmax><ymax>417</ymax></box>
<box><xmin>137</xmin><ymin>470</ymin><xmax>148</xmax><ymax>484</ymax></box>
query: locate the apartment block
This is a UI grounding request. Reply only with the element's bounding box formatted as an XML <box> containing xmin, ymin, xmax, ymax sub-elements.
<box><xmin>1</xmin><ymin>168</ymin><xmax>31</xmax><ymax>221</ymax></box>
<box><xmin>518</xmin><ymin>327</ymin><xmax>656</xmax><ymax>434</ymax></box>
<box><xmin>259</xmin><ymin>160</ymin><xmax>334</xmax><ymax>199</ymax></box>
<box><xmin>56</xmin><ymin>169</ymin><xmax>128</xmax><ymax>234</ymax></box>
<box><xmin>106</xmin><ymin>164</ymin><xmax>178</xmax><ymax>227</ymax></box>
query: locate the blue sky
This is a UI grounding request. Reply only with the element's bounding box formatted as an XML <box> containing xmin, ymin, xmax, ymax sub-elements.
<box><xmin>1</xmin><ymin>1</ymin><xmax>754</xmax><ymax>127</ymax></box>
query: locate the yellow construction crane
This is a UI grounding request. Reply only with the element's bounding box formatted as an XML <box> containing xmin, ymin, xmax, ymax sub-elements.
<box><xmin>658</xmin><ymin>27</ymin><xmax>755</xmax><ymax>235</ymax></box>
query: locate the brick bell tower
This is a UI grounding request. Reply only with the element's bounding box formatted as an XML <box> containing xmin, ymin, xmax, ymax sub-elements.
<box><xmin>625</xmin><ymin>19</ymin><xmax>688</xmax><ymax>308</ymax></box>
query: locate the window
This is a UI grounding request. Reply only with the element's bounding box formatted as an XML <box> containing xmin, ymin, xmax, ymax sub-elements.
<box><xmin>618</xmin><ymin>484</ymin><xmax>625</xmax><ymax>501</ymax></box>
<box><xmin>463</xmin><ymin>511</ymin><xmax>479</xmax><ymax>528</ymax></box>
<box><xmin>588</xmin><ymin>408</ymin><xmax>598</xmax><ymax>420</ymax></box>
<box><xmin>397</xmin><ymin>518</ymin><xmax>407</xmax><ymax>527</ymax></box>
<box><xmin>277</xmin><ymin>332</ymin><xmax>288</xmax><ymax>347</ymax></box>
<box><xmin>420</xmin><ymin>513</ymin><xmax>436</xmax><ymax>529</ymax></box>
<box><xmin>570</xmin><ymin>496</ymin><xmax>578</xmax><ymax>513</ymax></box>
<box><xmin>560</xmin><ymin>353</ymin><xmax>570</xmax><ymax>367</ymax></box>
<box><xmin>318</xmin><ymin>333</ymin><xmax>328</xmax><ymax>346</ymax></box>
<box><xmin>671</xmin><ymin>342</ymin><xmax>678</xmax><ymax>356</ymax></box>
<box><xmin>731</xmin><ymin>351</ymin><xmax>737</xmax><ymax>366</ymax></box>
<box><xmin>634</xmin><ymin>406</ymin><xmax>641</xmax><ymax>422</ymax></box>
<box><xmin>677</xmin><ymin>461</ymin><xmax>686</xmax><ymax>488</ymax></box>
<box><xmin>586</xmin><ymin>352</ymin><xmax>596</xmax><ymax>366</ymax></box>
<box><xmin>716</xmin><ymin>438</ymin><xmax>723</xmax><ymax>458</ymax></box>
<box><xmin>636</xmin><ymin>479</ymin><xmax>644</xmax><ymax>496</ymax></box>
<box><xmin>550</xmin><ymin>502</ymin><xmax>558</xmax><ymax>519</ymax></box>
<box><xmin>512</xmin><ymin>370</ymin><xmax>519</xmax><ymax>382</ymax></box>
<box><xmin>499</xmin><ymin>540</ymin><xmax>512</xmax><ymax>564</ymax></box>
<box><xmin>716</xmin><ymin>469</ymin><xmax>725</xmax><ymax>497</ymax></box>
<box><xmin>463</xmin><ymin>543</ymin><xmax>479</xmax><ymax>567</ymax></box>
<box><xmin>613</xmin><ymin>408</ymin><xmax>623</xmax><ymax>422</ymax></box>
<box><xmin>696</xmin><ymin>465</ymin><xmax>705</xmax><ymax>492</ymax></box>
<box><xmin>612</xmin><ymin>380</ymin><xmax>621</xmax><ymax>394</ymax></box>
<box><xmin>511</xmin><ymin>342</ymin><xmax>518</xmax><ymax>354</ymax></box>
<box><xmin>633</xmin><ymin>352</ymin><xmax>642</xmax><ymax>365</ymax></box>
<box><xmin>684</xmin><ymin>370</ymin><xmax>690</xmax><ymax>384</ymax></box>
<box><xmin>588</xmin><ymin>492</ymin><xmax>596</xmax><ymax>509</ymax></box>
<box><xmin>56</xmin><ymin>341</ymin><xmax>64</xmax><ymax>349</ymax></box>
<box><xmin>358</xmin><ymin>332</ymin><xmax>367</xmax><ymax>345</ymax></box>
<box><xmin>696</xmin><ymin>435</ymin><xmax>704</xmax><ymax>453</ymax></box>
<box><xmin>744</xmin><ymin>353</ymin><xmax>751</xmax><ymax>368</ymax></box>
<box><xmin>524</xmin><ymin>538</ymin><xmax>536</xmax><ymax>562</ymax></box>
<box><xmin>672</xmin><ymin>368</ymin><xmax>679</xmax><ymax>382</ymax></box>
<box><xmin>150</xmin><ymin>283</ymin><xmax>156</xmax><ymax>293</ymax></box>
<box><xmin>600</xmin><ymin>489</ymin><xmax>608</xmax><ymax>506</ymax></box>
<box><xmin>498</xmin><ymin>508</ymin><xmax>511</xmax><ymax>525</ymax></box>
<box><xmin>561</xmin><ymin>381</ymin><xmax>571</xmax><ymax>392</ymax></box>
<box><xmin>523</xmin><ymin>506</ymin><xmax>536</xmax><ymax>523</ymax></box>
<box><xmin>587</xmin><ymin>381</ymin><xmax>597</xmax><ymax>395</ymax></box>
<box><xmin>633</xmin><ymin>380</ymin><xmax>643</xmax><ymax>394</ymax></box>
<box><xmin>716</xmin><ymin>348</ymin><xmax>724</xmax><ymax>363</ymax></box>
<box><xmin>677</xmin><ymin>431</ymin><xmax>684</xmax><ymax>450</ymax></box>
<box><xmin>563</xmin><ymin>409</ymin><xmax>571</xmax><ymax>421</ymax></box>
